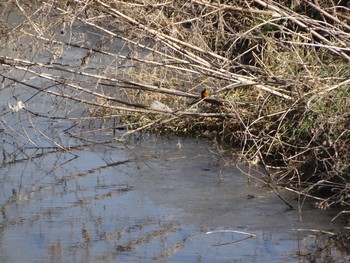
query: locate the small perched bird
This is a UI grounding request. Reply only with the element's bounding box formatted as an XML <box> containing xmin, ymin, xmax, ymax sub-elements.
<box><xmin>200</xmin><ymin>88</ymin><xmax>224</xmax><ymax>106</ymax></box>
<box><xmin>201</xmin><ymin>88</ymin><xmax>209</xmax><ymax>99</ymax></box>
<box><xmin>188</xmin><ymin>88</ymin><xmax>224</xmax><ymax>106</ymax></box>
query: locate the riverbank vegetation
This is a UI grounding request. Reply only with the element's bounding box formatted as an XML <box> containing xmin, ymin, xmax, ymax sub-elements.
<box><xmin>0</xmin><ymin>1</ymin><xmax>349</xmax><ymax>216</ymax></box>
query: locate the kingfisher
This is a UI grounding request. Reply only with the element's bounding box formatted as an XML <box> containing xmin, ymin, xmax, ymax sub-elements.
<box><xmin>200</xmin><ymin>88</ymin><xmax>224</xmax><ymax>106</ymax></box>
<box><xmin>201</xmin><ymin>88</ymin><xmax>209</xmax><ymax>99</ymax></box>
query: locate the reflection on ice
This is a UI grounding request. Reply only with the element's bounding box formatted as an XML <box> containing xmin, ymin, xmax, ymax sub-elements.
<box><xmin>0</xmin><ymin>136</ymin><xmax>346</xmax><ymax>263</ymax></box>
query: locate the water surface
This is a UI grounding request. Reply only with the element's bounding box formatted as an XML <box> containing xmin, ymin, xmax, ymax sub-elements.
<box><xmin>0</xmin><ymin>135</ymin><xmax>346</xmax><ymax>262</ymax></box>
